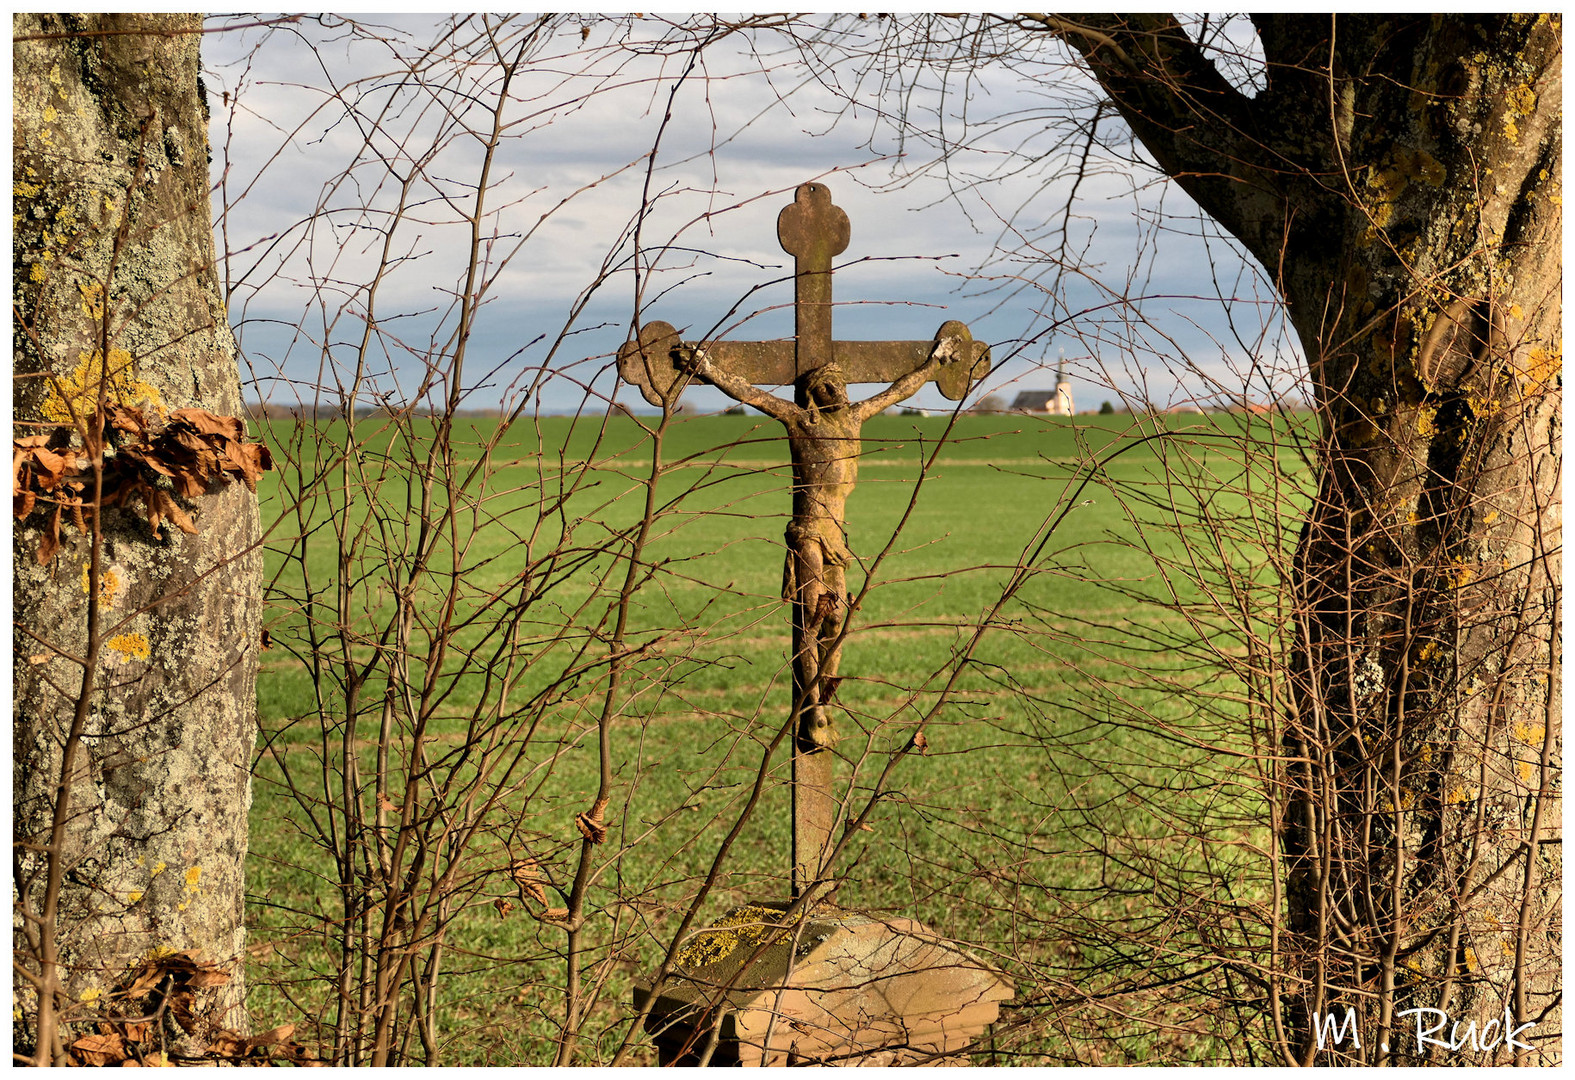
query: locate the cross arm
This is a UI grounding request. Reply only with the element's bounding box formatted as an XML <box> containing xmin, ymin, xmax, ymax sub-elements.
<box><xmin>617</xmin><ymin>319</ymin><xmax>991</xmax><ymax>409</ymax></box>
<box><xmin>854</xmin><ymin>320</ymin><xmax>989</xmax><ymax>420</ymax></box>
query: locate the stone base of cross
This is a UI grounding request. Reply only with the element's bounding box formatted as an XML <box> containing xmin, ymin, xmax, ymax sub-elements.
<box><xmin>618</xmin><ymin>181</ymin><xmax>990</xmax><ymax>897</ymax></box>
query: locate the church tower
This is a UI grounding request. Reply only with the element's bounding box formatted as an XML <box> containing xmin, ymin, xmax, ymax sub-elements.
<box><xmin>1051</xmin><ymin>352</ymin><xmax>1073</xmax><ymax>416</ymax></box>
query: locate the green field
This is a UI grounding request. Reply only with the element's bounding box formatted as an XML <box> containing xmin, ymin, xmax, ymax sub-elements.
<box><xmin>245</xmin><ymin>409</ymin><xmax>1314</xmax><ymax>1065</ymax></box>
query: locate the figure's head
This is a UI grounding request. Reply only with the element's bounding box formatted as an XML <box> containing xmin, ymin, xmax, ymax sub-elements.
<box><xmin>806</xmin><ymin>363</ymin><xmax>848</xmax><ymax>409</ymax></box>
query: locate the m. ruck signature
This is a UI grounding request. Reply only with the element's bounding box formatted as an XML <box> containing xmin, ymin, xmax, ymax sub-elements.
<box><xmin>1314</xmin><ymin>1006</ymin><xmax>1536</xmax><ymax>1057</ymax></box>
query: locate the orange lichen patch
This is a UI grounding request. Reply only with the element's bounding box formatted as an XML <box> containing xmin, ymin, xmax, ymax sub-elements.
<box><xmin>1502</xmin><ymin>85</ymin><xmax>1537</xmax><ymax>144</ymax></box>
<box><xmin>1516</xmin><ymin>760</ymin><xmax>1536</xmax><ymax>783</ymax></box>
<box><xmin>81</xmin><ymin>563</ymin><xmax>122</xmax><ymax>607</ymax></box>
<box><xmin>1415</xmin><ymin>404</ymin><xmax>1439</xmax><ymax>438</ymax></box>
<box><xmin>1522</xmin><ymin>345</ymin><xmax>1561</xmax><ymax>391</ymax></box>
<box><xmin>79</xmin><ymin>281</ymin><xmax>105</xmax><ymax>321</ymax></box>
<box><xmin>106</xmin><ymin>632</ymin><xmax>150</xmax><ymax>661</ymax></box>
<box><xmin>1513</xmin><ymin>722</ymin><xmax>1547</xmax><ymax>745</ymax></box>
<box><xmin>41</xmin><ymin>348</ymin><xmax>163</xmax><ymax>424</ymax></box>
<box><xmin>184</xmin><ymin>866</ymin><xmax>202</xmax><ymax>890</ymax></box>
<box><xmin>1361</xmin><ymin>148</ymin><xmax>1446</xmax><ymax>238</ymax></box>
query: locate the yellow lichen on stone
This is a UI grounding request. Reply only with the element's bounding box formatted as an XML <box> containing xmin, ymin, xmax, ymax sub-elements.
<box><xmin>80</xmin><ymin>986</ymin><xmax>102</xmax><ymax>1005</ymax></box>
<box><xmin>128</xmin><ymin>890</ymin><xmax>143</xmax><ymax>904</ymax></box>
<box><xmin>42</xmin><ymin>347</ymin><xmax>164</xmax><ymax>423</ymax></box>
<box><xmin>1516</xmin><ymin>760</ymin><xmax>1535</xmax><ymax>783</ymax></box>
<box><xmin>185</xmin><ymin>866</ymin><xmax>202</xmax><ymax>890</ymax></box>
<box><xmin>677</xmin><ymin>904</ymin><xmax>791</xmax><ymax>968</ymax></box>
<box><xmin>107</xmin><ymin>632</ymin><xmax>151</xmax><ymax>661</ymax></box>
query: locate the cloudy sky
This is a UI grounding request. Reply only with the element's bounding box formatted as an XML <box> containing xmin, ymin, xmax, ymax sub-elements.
<box><xmin>202</xmin><ymin>13</ymin><xmax>1302</xmax><ymax>415</ymax></box>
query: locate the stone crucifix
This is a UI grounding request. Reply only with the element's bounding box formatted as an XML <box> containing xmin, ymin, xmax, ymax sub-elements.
<box><xmin>618</xmin><ymin>182</ymin><xmax>990</xmax><ymax>897</ymax></box>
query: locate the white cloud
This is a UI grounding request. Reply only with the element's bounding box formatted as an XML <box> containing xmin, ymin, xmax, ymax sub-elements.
<box><xmin>204</xmin><ymin>14</ymin><xmax>1301</xmax><ymax>414</ymax></box>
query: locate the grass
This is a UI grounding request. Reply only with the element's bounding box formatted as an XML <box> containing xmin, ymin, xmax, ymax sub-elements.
<box><xmin>244</xmin><ymin>407</ymin><xmax>1315</xmax><ymax>1065</ymax></box>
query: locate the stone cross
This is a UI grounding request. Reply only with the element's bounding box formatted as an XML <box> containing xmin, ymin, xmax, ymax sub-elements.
<box><xmin>618</xmin><ymin>182</ymin><xmax>990</xmax><ymax>897</ymax></box>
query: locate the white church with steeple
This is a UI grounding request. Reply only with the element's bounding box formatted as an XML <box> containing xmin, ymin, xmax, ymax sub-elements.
<box><xmin>1009</xmin><ymin>351</ymin><xmax>1076</xmax><ymax>416</ymax></box>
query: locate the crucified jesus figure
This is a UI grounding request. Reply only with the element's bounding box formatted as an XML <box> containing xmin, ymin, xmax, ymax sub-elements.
<box><xmin>675</xmin><ymin>335</ymin><xmax>971</xmax><ymax>753</ymax></box>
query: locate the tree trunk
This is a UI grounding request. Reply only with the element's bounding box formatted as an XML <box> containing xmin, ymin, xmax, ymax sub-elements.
<box><xmin>1058</xmin><ymin>13</ymin><xmax>1561</xmax><ymax>1064</ymax></box>
<box><xmin>13</xmin><ymin>13</ymin><xmax>260</xmax><ymax>1061</ymax></box>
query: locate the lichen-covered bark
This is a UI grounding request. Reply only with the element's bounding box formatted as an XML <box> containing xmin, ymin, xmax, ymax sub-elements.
<box><xmin>13</xmin><ymin>12</ymin><xmax>260</xmax><ymax>1057</ymax></box>
<box><xmin>1055</xmin><ymin>13</ymin><xmax>1561</xmax><ymax>1065</ymax></box>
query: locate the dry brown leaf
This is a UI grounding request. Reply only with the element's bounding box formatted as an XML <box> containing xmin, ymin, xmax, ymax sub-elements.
<box><xmin>148</xmin><ymin>488</ymin><xmax>198</xmax><ymax>538</ymax></box>
<box><xmin>185</xmin><ymin>968</ymin><xmax>231</xmax><ymax>990</ymax></box>
<box><xmin>249</xmin><ymin>1023</ymin><xmax>296</xmax><ymax>1047</ymax></box>
<box><xmin>106</xmin><ymin>403</ymin><xmax>149</xmax><ymax>439</ymax></box>
<box><xmin>508</xmin><ymin>857</ymin><xmax>548</xmax><ymax>905</ymax></box>
<box><xmin>37</xmin><ymin>504</ymin><xmax>62</xmax><ymax>565</ymax></box>
<box><xmin>169</xmin><ymin>407</ymin><xmax>244</xmax><ymax>441</ymax></box>
<box><xmin>225</xmin><ymin>440</ymin><xmax>271</xmax><ymax>491</ymax></box>
<box><xmin>72</xmin><ymin>1032</ymin><xmax>127</xmax><ymax>1066</ymax></box>
<box><xmin>206</xmin><ymin>1030</ymin><xmax>246</xmax><ymax>1057</ymax></box>
<box><xmin>122</xmin><ymin>965</ymin><xmax>164</xmax><ymax>1000</ymax></box>
<box><xmin>494</xmin><ymin>897</ymin><xmax>515</xmax><ymax>917</ymax></box>
<box><xmin>574</xmin><ymin>795</ymin><xmax>611</xmax><ymax>844</ymax></box>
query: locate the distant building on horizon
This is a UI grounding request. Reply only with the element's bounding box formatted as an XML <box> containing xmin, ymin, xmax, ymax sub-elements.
<box><xmin>1010</xmin><ymin>356</ymin><xmax>1074</xmax><ymax>416</ymax></box>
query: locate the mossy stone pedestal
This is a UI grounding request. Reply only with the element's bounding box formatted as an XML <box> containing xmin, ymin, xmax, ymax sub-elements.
<box><xmin>634</xmin><ymin>902</ymin><xmax>1012</xmax><ymax>1066</ymax></box>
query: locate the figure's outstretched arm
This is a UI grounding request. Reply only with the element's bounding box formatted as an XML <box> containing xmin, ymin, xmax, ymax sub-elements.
<box><xmin>854</xmin><ymin>335</ymin><xmax>970</xmax><ymax>421</ymax></box>
<box><xmin>679</xmin><ymin>346</ymin><xmax>801</xmax><ymax>425</ymax></box>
